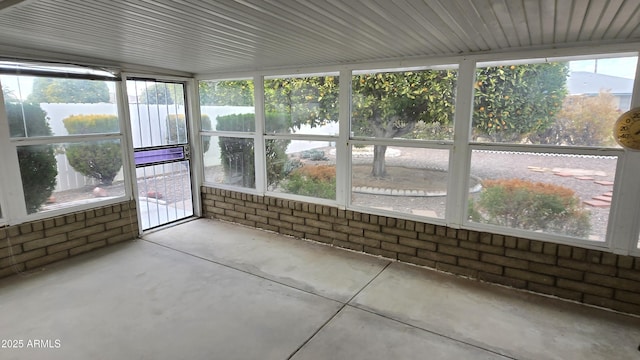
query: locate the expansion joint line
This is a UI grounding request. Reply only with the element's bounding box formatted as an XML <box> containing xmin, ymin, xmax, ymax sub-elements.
<box><xmin>285</xmin><ymin>261</ymin><xmax>393</xmax><ymax>360</ymax></box>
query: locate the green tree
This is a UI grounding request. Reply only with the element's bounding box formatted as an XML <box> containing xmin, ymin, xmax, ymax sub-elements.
<box><xmin>199</xmin><ymin>80</ymin><xmax>254</xmax><ymax>106</ymax></box>
<box><xmin>264</xmin><ymin>76</ymin><xmax>339</xmax><ymax>130</ymax></box>
<box><xmin>200</xmin><ymin>65</ymin><xmax>567</xmax><ymax>179</ymax></box>
<box><xmin>28</xmin><ymin>78</ymin><xmax>110</xmax><ymax>103</ymax></box>
<box><xmin>352</xmin><ymin>71</ymin><xmax>456</xmax><ymax>177</ymax></box>
<box><xmin>140</xmin><ymin>83</ymin><xmax>184</xmax><ymax>105</ymax></box>
<box><xmin>63</xmin><ymin>114</ymin><xmax>122</xmax><ymax>185</ymax></box>
<box><xmin>473</xmin><ymin>63</ymin><xmax>568</xmax><ymax>142</ymax></box>
<box><xmin>5</xmin><ymin>102</ymin><xmax>58</xmax><ymax>213</ymax></box>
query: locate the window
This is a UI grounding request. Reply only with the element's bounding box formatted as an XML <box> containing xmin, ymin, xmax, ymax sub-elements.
<box><xmin>264</xmin><ymin>74</ymin><xmax>339</xmax><ymax>201</ymax></box>
<box><xmin>349</xmin><ymin>67</ymin><xmax>457</xmax><ymax>218</ymax></box>
<box><xmin>264</xmin><ymin>75</ymin><xmax>339</xmax><ymax>136</ymax></box>
<box><xmin>0</xmin><ymin>74</ymin><xmax>127</xmax><ymax>216</ymax></box>
<box><xmin>467</xmin><ymin>55</ymin><xmax>637</xmax><ymax>242</ymax></box>
<box><xmin>204</xmin><ymin>135</ymin><xmax>256</xmax><ymax>188</ymax></box>
<box><xmin>351</xmin><ymin>68</ymin><xmax>456</xmax><ymax>140</ymax></box>
<box><xmin>267</xmin><ymin>139</ymin><xmax>336</xmax><ymax>199</ymax></box>
<box><xmin>198</xmin><ymin>52</ymin><xmax>640</xmax><ymax>253</ymax></box>
<box><xmin>472</xmin><ymin>57</ymin><xmax>637</xmax><ymax>146</ymax></box>
<box><xmin>467</xmin><ymin>150</ymin><xmax>617</xmax><ymax>241</ymax></box>
<box><xmin>199</xmin><ymin>79</ymin><xmax>257</xmax><ymax>189</ymax></box>
<box><xmin>350</xmin><ymin>146</ymin><xmax>450</xmax><ymax>219</ymax></box>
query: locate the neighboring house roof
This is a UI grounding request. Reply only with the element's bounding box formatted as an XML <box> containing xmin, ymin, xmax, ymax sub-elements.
<box><xmin>567</xmin><ymin>71</ymin><xmax>634</xmax><ymax>95</ymax></box>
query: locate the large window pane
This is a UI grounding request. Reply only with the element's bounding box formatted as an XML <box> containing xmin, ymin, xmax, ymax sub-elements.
<box><xmin>128</xmin><ymin>80</ymin><xmax>186</xmax><ymax>147</ymax></box>
<box><xmin>351</xmin><ymin>146</ymin><xmax>450</xmax><ymax>219</ymax></box>
<box><xmin>198</xmin><ymin>80</ymin><xmax>255</xmax><ymax>132</ymax></box>
<box><xmin>473</xmin><ymin>56</ymin><xmax>637</xmax><ymax>146</ymax></box>
<box><xmin>18</xmin><ymin>140</ymin><xmax>125</xmax><ymax>214</ymax></box>
<box><xmin>203</xmin><ymin>135</ymin><xmax>255</xmax><ymax>189</ymax></box>
<box><xmin>1</xmin><ymin>75</ymin><xmax>119</xmax><ymax>138</ymax></box>
<box><xmin>264</xmin><ymin>75</ymin><xmax>339</xmax><ymax>135</ymax></box>
<box><xmin>467</xmin><ymin>150</ymin><xmax>617</xmax><ymax>241</ymax></box>
<box><xmin>351</xmin><ymin>68</ymin><xmax>457</xmax><ymax>140</ymax></box>
<box><xmin>266</xmin><ymin>140</ymin><xmax>336</xmax><ymax>200</ymax></box>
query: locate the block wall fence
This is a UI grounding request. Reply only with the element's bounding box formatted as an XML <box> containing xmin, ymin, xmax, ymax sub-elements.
<box><xmin>0</xmin><ymin>201</ymin><xmax>139</xmax><ymax>279</ymax></box>
<box><xmin>202</xmin><ymin>186</ymin><xmax>640</xmax><ymax>316</ymax></box>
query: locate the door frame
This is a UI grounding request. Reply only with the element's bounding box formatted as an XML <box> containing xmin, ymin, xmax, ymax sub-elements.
<box><xmin>120</xmin><ymin>74</ymin><xmax>203</xmax><ymax>234</ymax></box>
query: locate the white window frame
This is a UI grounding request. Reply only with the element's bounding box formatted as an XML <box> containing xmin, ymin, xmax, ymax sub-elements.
<box><xmin>346</xmin><ymin>64</ymin><xmax>459</xmax><ymax>223</ymax></box>
<box><xmin>197</xmin><ymin>77</ymin><xmax>262</xmax><ymax>195</ymax></box>
<box><xmin>261</xmin><ymin>72</ymin><xmax>341</xmax><ymax>205</ymax></box>
<box><xmin>197</xmin><ymin>46</ymin><xmax>640</xmax><ymax>256</ymax></box>
<box><xmin>459</xmin><ymin>54</ymin><xmax>637</xmax><ymax>254</ymax></box>
<box><xmin>0</xmin><ymin>74</ymin><xmax>131</xmax><ymax>225</ymax></box>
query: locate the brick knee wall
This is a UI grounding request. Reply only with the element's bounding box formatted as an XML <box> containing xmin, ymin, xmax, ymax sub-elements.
<box><xmin>0</xmin><ymin>201</ymin><xmax>139</xmax><ymax>279</ymax></box>
<box><xmin>202</xmin><ymin>187</ymin><xmax>640</xmax><ymax>315</ymax></box>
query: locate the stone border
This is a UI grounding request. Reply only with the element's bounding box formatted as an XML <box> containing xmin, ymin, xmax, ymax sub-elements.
<box><xmin>353</xmin><ymin>169</ymin><xmax>483</xmax><ymax>196</ymax></box>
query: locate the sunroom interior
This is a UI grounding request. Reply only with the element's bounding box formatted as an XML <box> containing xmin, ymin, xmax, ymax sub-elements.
<box><xmin>2</xmin><ymin>1</ymin><xmax>640</xmax><ymax>359</ymax></box>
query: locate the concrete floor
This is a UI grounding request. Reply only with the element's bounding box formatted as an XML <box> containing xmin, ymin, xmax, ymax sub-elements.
<box><xmin>1</xmin><ymin>219</ymin><xmax>640</xmax><ymax>359</ymax></box>
<box><xmin>138</xmin><ymin>198</ymin><xmax>192</xmax><ymax>230</ymax></box>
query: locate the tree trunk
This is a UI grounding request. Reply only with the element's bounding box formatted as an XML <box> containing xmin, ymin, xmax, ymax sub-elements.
<box><xmin>372</xmin><ymin>145</ymin><xmax>387</xmax><ymax>178</ymax></box>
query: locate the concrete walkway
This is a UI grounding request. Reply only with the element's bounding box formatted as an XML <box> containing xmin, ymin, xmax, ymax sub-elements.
<box><xmin>1</xmin><ymin>218</ymin><xmax>639</xmax><ymax>359</ymax></box>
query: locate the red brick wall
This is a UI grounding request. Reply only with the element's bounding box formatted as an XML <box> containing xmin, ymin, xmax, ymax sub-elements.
<box><xmin>202</xmin><ymin>187</ymin><xmax>640</xmax><ymax>315</ymax></box>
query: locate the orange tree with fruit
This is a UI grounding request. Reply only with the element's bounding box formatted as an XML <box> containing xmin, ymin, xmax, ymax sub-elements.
<box><xmin>473</xmin><ymin>63</ymin><xmax>568</xmax><ymax>142</ymax></box>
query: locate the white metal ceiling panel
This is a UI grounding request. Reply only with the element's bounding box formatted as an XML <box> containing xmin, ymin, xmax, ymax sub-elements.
<box><xmin>0</xmin><ymin>0</ymin><xmax>638</xmax><ymax>75</ymax></box>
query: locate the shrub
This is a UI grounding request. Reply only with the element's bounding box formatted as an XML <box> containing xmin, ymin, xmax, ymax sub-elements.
<box><xmin>529</xmin><ymin>91</ymin><xmax>620</xmax><ymax>146</ymax></box>
<box><xmin>6</xmin><ymin>102</ymin><xmax>58</xmax><ymax>213</ymax></box>
<box><xmin>216</xmin><ymin>113</ymin><xmax>290</xmax><ymax>187</ymax></box>
<box><xmin>166</xmin><ymin>114</ymin><xmax>211</xmax><ymax>153</ymax></box>
<box><xmin>63</xmin><ymin>114</ymin><xmax>122</xmax><ymax>185</ymax></box>
<box><xmin>283</xmin><ymin>158</ymin><xmax>303</xmax><ymax>175</ymax></box>
<box><xmin>282</xmin><ymin>165</ymin><xmax>336</xmax><ymax>199</ymax></box>
<box><xmin>62</xmin><ymin>114</ymin><xmax>119</xmax><ymax>133</ymax></box>
<box><xmin>469</xmin><ymin>178</ymin><xmax>591</xmax><ymax>238</ymax></box>
<box><xmin>300</xmin><ymin>149</ymin><xmax>327</xmax><ymax>161</ymax></box>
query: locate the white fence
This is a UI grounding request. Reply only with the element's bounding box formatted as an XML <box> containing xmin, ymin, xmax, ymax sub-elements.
<box><xmin>54</xmin><ymin>154</ymin><xmax>99</xmax><ymax>192</ymax></box>
<box><xmin>41</xmin><ymin>104</ymin><xmax>337</xmax><ymax>191</ymax></box>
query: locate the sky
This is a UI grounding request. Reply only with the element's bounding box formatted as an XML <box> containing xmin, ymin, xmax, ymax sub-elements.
<box><xmin>1</xmin><ymin>57</ymin><xmax>638</xmax><ymax>100</ymax></box>
<box><xmin>569</xmin><ymin>56</ymin><xmax>638</xmax><ymax>79</ymax></box>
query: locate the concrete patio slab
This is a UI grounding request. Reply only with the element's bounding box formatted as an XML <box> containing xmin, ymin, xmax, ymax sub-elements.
<box><xmin>143</xmin><ymin>219</ymin><xmax>390</xmax><ymax>302</ymax></box>
<box><xmin>0</xmin><ymin>241</ymin><xmax>341</xmax><ymax>360</ymax></box>
<box><xmin>292</xmin><ymin>306</ymin><xmax>508</xmax><ymax>360</ymax></box>
<box><xmin>2</xmin><ymin>219</ymin><xmax>640</xmax><ymax>360</ymax></box>
<box><xmin>350</xmin><ymin>262</ymin><xmax>640</xmax><ymax>360</ymax></box>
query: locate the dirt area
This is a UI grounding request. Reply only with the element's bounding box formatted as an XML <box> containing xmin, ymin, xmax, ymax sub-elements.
<box><xmin>351</xmin><ymin>165</ymin><xmax>472</xmax><ymax>192</ymax></box>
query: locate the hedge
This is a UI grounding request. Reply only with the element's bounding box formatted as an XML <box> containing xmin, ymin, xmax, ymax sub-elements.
<box><xmin>63</xmin><ymin>114</ymin><xmax>122</xmax><ymax>185</ymax></box>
